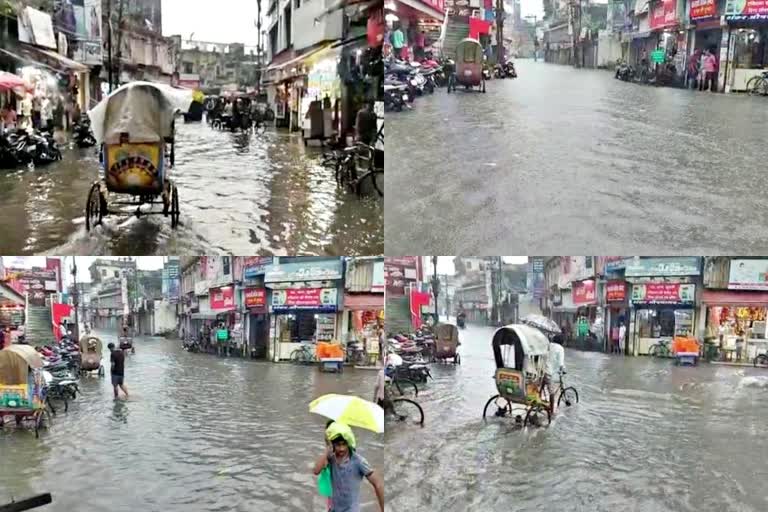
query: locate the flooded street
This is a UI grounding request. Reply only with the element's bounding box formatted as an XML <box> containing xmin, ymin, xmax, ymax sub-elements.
<box><xmin>0</xmin><ymin>122</ymin><xmax>382</xmax><ymax>255</ymax></box>
<box><xmin>386</xmin><ymin>59</ymin><xmax>768</xmax><ymax>254</ymax></box>
<box><xmin>385</xmin><ymin>323</ymin><xmax>768</xmax><ymax>512</ymax></box>
<box><xmin>0</xmin><ymin>332</ymin><xmax>383</xmax><ymax>512</ymax></box>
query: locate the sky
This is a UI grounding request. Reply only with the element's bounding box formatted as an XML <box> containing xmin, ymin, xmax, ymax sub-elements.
<box><xmin>1</xmin><ymin>257</ymin><xmax>165</xmax><ymax>285</ymax></box>
<box><xmin>520</xmin><ymin>0</ymin><xmax>544</xmax><ymax>20</ymax></box>
<box><xmin>163</xmin><ymin>0</ymin><xmax>262</xmax><ymax>46</ymax></box>
<box><xmin>431</xmin><ymin>256</ymin><xmax>529</xmax><ymax>275</ymax></box>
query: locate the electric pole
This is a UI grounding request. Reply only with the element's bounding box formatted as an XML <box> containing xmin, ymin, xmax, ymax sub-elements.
<box><xmin>431</xmin><ymin>257</ymin><xmax>440</xmax><ymax>324</ymax></box>
<box><xmin>255</xmin><ymin>0</ymin><xmax>262</xmax><ymax>94</ymax></box>
<box><xmin>107</xmin><ymin>0</ymin><xmax>113</xmax><ymax>92</ymax></box>
<box><xmin>495</xmin><ymin>0</ymin><xmax>505</xmax><ymax>64</ymax></box>
<box><xmin>71</xmin><ymin>257</ymin><xmax>80</xmax><ymax>341</ymax></box>
<box><xmin>115</xmin><ymin>0</ymin><xmax>126</xmax><ymax>88</ymax></box>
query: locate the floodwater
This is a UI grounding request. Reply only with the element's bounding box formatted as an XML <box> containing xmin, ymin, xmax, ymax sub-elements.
<box><xmin>386</xmin><ymin>59</ymin><xmax>768</xmax><ymax>254</ymax></box>
<box><xmin>0</xmin><ymin>332</ymin><xmax>384</xmax><ymax>512</ymax></box>
<box><xmin>385</xmin><ymin>323</ymin><xmax>768</xmax><ymax>512</ymax></box>
<box><xmin>0</xmin><ymin>122</ymin><xmax>383</xmax><ymax>255</ymax></box>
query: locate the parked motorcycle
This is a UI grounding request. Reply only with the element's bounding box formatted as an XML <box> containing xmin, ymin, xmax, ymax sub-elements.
<box><xmin>73</xmin><ymin>116</ymin><xmax>97</xmax><ymax>147</ymax></box>
<box><xmin>615</xmin><ymin>61</ymin><xmax>633</xmax><ymax>82</ymax></box>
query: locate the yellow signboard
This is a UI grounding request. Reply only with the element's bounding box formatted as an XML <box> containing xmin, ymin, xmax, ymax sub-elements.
<box><xmin>106</xmin><ymin>143</ymin><xmax>163</xmax><ymax>193</ymax></box>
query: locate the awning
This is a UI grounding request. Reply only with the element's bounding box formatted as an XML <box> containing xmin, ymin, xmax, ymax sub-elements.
<box><xmin>0</xmin><ymin>282</ymin><xmax>25</xmax><ymax>307</ymax></box>
<box><xmin>344</xmin><ymin>293</ymin><xmax>384</xmax><ymax>311</ymax></box>
<box><xmin>267</xmin><ymin>43</ymin><xmax>334</xmax><ymax>72</ymax></box>
<box><xmin>190</xmin><ymin>312</ymin><xmax>219</xmax><ymax>320</ymax></box>
<box><xmin>0</xmin><ymin>44</ymin><xmax>89</xmax><ymax>73</ymax></box>
<box><xmin>701</xmin><ymin>290</ymin><xmax>768</xmax><ymax>306</ymax></box>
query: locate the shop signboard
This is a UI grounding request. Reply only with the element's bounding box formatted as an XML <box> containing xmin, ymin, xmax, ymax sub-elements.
<box><xmin>265</xmin><ymin>260</ymin><xmax>343</xmax><ymax>283</ymax></box>
<box><xmin>385</xmin><ymin>257</ymin><xmax>421</xmax><ymax>296</ymax></box>
<box><xmin>194</xmin><ymin>280</ymin><xmax>209</xmax><ymax>296</ymax></box>
<box><xmin>650</xmin><ymin>0</ymin><xmax>677</xmax><ymax>29</ymax></box>
<box><xmin>606</xmin><ymin>281</ymin><xmax>627</xmax><ymax>302</ymax></box>
<box><xmin>631</xmin><ymin>283</ymin><xmax>696</xmax><ymax>304</ymax></box>
<box><xmin>530</xmin><ymin>257</ymin><xmax>546</xmax><ymax>299</ymax></box>
<box><xmin>243</xmin><ymin>257</ymin><xmax>273</xmax><ymax>279</ymax></box>
<box><xmin>18</xmin><ymin>7</ymin><xmax>57</xmax><ymax>50</ymax></box>
<box><xmin>210</xmin><ymin>286</ymin><xmax>235</xmax><ymax>310</ymax></box>
<box><xmin>372</xmin><ymin>262</ymin><xmax>385</xmax><ymax>293</ymax></box>
<box><xmin>725</xmin><ymin>0</ymin><xmax>768</xmax><ymax>20</ymax></box>
<box><xmin>573</xmin><ymin>280</ymin><xmax>597</xmax><ymax>305</ymax></box>
<box><xmin>5</xmin><ymin>268</ymin><xmax>57</xmax><ymax>307</ymax></box>
<box><xmin>244</xmin><ymin>287</ymin><xmax>267</xmax><ymax>308</ymax></box>
<box><xmin>271</xmin><ymin>288</ymin><xmax>337</xmax><ymax>312</ymax></box>
<box><xmin>691</xmin><ymin>0</ymin><xmax>718</xmax><ymax>19</ymax></box>
<box><xmin>651</xmin><ymin>49</ymin><xmax>666</xmax><ymax>63</ymax></box>
<box><xmin>727</xmin><ymin>259</ymin><xmax>768</xmax><ymax>290</ymax></box>
<box><xmin>625</xmin><ymin>257</ymin><xmax>701</xmax><ymax>277</ymax></box>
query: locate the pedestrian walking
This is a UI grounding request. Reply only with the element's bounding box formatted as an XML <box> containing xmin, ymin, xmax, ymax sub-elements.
<box><xmin>545</xmin><ymin>334</ymin><xmax>566</xmax><ymax>415</ymax></box>
<box><xmin>314</xmin><ymin>422</ymin><xmax>385</xmax><ymax>512</ymax></box>
<box><xmin>617</xmin><ymin>322</ymin><xmax>626</xmax><ymax>355</ymax></box>
<box><xmin>701</xmin><ymin>49</ymin><xmax>717</xmax><ymax>91</ymax></box>
<box><xmin>107</xmin><ymin>342</ymin><xmax>129</xmax><ymax>399</ymax></box>
<box><xmin>392</xmin><ymin>24</ymin><xmax>405</xmax><ymax>60</ymax></box>
<box><xmin>41</xmin><ymin>96</ymin><xmax>53</xmax><ymax>133</ymax></box>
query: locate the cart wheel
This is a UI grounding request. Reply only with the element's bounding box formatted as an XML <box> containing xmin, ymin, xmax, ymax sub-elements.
<box><xmin>85</xmin><ymin>183</ymin><xmax>103</xmax><ymax>231</ymax></box>
<box><xmin>482</xmin><ymin>80</ymin><xmax>486</xmax><ymax>93</ymax></box>
<box><xmin>557</xmin><ymin>386</ymin><xmax>579</xmax><ymax>408</ymax></box>
<box><xmin>98</xmin><ymin>365</ymin><xmax>105</xmax><ymax>377</ymax></box>
<box><xmin>523</xmin><ymin>403</ymin><xmax>551</xmax><ymax>427</ymax></box>
<box><xmin>132</xmin><ymin>346</ymin><xmax>136</xmax><ymax>354</ymax></box>
<box><xmin>455</xmin><ymin>353</ymin><xmax>461</xmax><ymax>365</ymax></box>
<box><xmin>171</xmin><ymin>184</ymin><xmax>180</xmax><ymax>229</ymax></box>
<box><xmin>482</xmin><ymin>395</ymin><xmax>512</xmax><ymax>419</ymax></box>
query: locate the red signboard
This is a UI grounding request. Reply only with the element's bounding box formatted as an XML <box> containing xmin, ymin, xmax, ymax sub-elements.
<box><xmin>210</xmin><ymin>286</ymin><xmax>235</xmax><ymax>310</ymax></box>
<box><xmin>726</xmin><ymin>0</ymin><xmax>768</xmax><ymax>19</ymax></box>
<box><xmin>690</xmin><ymin>0</ymin><xmax>717</xmax><ymax>19</ymax></box>
<box><xmin>651</xmin><ymin>0</ymin><xmax>677</xmax><ymax>29</ymax></box>
<box><xmin>606</xmin><ymin>281</ymin><xmax>627</xmax><ymax>302</ymax></box>
<box><xmin>573</xmin><ymin>280</ymin><xmax>597</xmax><ymax>305</ymax></box>
<box><xmin>244</xmin><ymin>287</ymin><xmax>266</xmax><ymax>309</ymax></box>
<box><xmin>417</xmin><ymin>0</ymin><xmax>445</xmax><ymax>14</ymax></box>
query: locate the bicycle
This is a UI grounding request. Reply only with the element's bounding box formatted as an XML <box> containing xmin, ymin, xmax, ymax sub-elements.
<box><xmin>382</xmin><ymin>385</ymin><xmax>424</xmax><ymax>426</ymax></box>
<box><xmin>746</xmin><ymin>71</ymin><xmax>768</xmax><ymax>96</ymax></box>
<box><xmin>290</xmin><ymin>343</ymin><xmax>315</xmax><ymax>364</ymax></box>
<box><xmin>555</xmin><ymin>371</ymin><xmax>579</xmax><ymax>408</ymax></box>
<box><xmin>385</xmin><ymin>369</ymin><xmax>419</xmax><ymax>397</ymax></box>
<box><xmin>754</xmin><ymin>352</ymin><xmax>768</xmax><ymax>368</ymax></box>
<box><xmin>648</xmin><ymin>338</ymin><xmax>672</xmax><ymax>358</ymax></box>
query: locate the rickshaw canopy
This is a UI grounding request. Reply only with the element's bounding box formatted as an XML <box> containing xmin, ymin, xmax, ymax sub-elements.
<box><xmin>79</xmin><ymin>335</ymin><xmax>103</xmax><ymax>354</ymax></box>
<box><xmin>88</xmin><ymin>82</ymin><xmax>194</xmax><ymax>145</ymax></box>
<box><xmin>434</xmin><ymin>323</ymin><xmax>459</xmax><ymax>343</ymax></box>
<box><xmin>456</xmin><ymin>38</ymin><xmax>483</xmax><ymax>64</ymax></box>
<box><xmin>492</xmin><ymin>324</ymin><xmax>550</xmax><ymax>370</ymax></box>
<box><xmin>0</xmin><ymin>345</ymin><xmax>43</xmax><ymax>385</ymax></box>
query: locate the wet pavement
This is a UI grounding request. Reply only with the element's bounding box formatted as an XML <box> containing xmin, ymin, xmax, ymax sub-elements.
<box><xmin>385</xmin><ymin>323</ymin><xmax>768</xmax><ymax>512</ymax></box>
<box><xmin>0</xmin><ymin>331</ymin><xmax>384</xmax><ymax>512</ymax></box>
<box><xmin>386</xmin><ymin>59</ymin><xmax>768</xmax><ymax>254</ymax></box>
<box><xmin>0</xmin><ymin>121</ymin><xmax>383</xmax><ymax>255</ymax></box>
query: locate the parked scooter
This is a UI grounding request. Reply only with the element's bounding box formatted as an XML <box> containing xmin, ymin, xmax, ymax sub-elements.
<box><xmin>73</xmin><ymin>115</ymin><xmax>97</xmax><ymax>147</ymax></box>
<box><xmin>615</xmin><ymin>60</ymin><xmax>633</xmax><ymax>82</ymax></box>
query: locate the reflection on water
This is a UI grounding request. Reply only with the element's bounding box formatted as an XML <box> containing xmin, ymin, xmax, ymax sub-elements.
<box><xmin>386</xmin><ymin>324</ymin><xmax>768</xmax><ymax>512</ymax></box>
<box><xmin>0</xmin><ymin>332</ymin><xmax>383</xmax><ymax>512</ymax></box>
<box><xmin>0</xmin><ymin>122</ymin><xmax>382</xmax><ymax>255</ymax></box>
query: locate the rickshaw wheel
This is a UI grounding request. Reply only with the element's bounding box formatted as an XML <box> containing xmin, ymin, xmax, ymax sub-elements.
<box><xmin>98</xmin><ymin>365</ymin><xmax>105</xmax><ymax>377</ymax></box>
<box><xmin>482</xmin><ymin>395</ymin><xmax>512</xmax><ymax>419</ymax></box>
<box><xmin>455</xmin><ymin>353</ymin><xmax>461</xmax><ymax>365</ymax></box>
<box><xmin>523</xmin><ymin>403</ymin><xmax>551</xmax><ymax>427</ymax></box>
<box><xmin>481</xmin><ymin>80</ymin><xmax>486</xmax><ymax>93</ymax></box>
<box><xmin>85</xmin><ymin>183</ymin><xmax>103</xmax><ymax>231</ymax></box>
<box><xmin>170</xmin><ymin>184</ymin><xmax>180</xmax><ymax>229</ymax></box>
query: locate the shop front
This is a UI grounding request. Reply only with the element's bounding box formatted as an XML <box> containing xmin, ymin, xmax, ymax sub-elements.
<box><xmin>265</xmin><ymin>259</ymin><xmax>344</xmax><ymax>361</ymax></box>
<box><xmin>386</xmin><ymin>0</ymin><xmax>445</xmax><ymax>62</ymax></box>
<box><xmin>550</xmin><ymin>289</ymin><xmax>577</xmax><ymax>339</ymax></box>
<box><xmin>605</xmin><ymin>280</ymin><xmax>630</xmax><ymax>353</ymax></box>
<box><xmin>700</xmin><ymin>258</ymin><xmax>768</xmax><ymax>361</ymax></box>
<box><xmin>0</xmin><ymin>282</ymin><xmax>25</xmax><ymax>347</ymax></box>
<box><xmin>343</xmin><ymin>292</ymin><xmax>384</xmax><ymax>363</ymax></box>
<box><xmin>630</xmin><ymin>282</ymin><xmax>697</xmax><ymax>355</ymax></box>
<box><xmin>302</xmin><ymin>50</ymin><xmax>341</xmax><ymax>144</ymax></box>
<box><xmin>722</xmin><ymin>0</ymin><xmax>768</xmax><ymax>91</ymax></box>
<box><xmin>572</xmin><ymin>279</ymin><xmax>603</xmax><ymax>350</ymax></box>
<box><xmin>241</xmin><ymin>257</ymin><xmax>272</xmax><ymax>359</ymax></box>
<box><xmin>649</xmin><ymin>0</ymin><xmax>686</xmax><ymax>82</ymax></box>
<box><xmin>209</xmin><ymin>285</ymin><xmax>236</xmax><ymax>328</ymax></box>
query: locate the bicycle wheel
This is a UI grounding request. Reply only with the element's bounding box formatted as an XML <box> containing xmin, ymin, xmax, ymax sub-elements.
<box><xmin>394</xmin><ymin>378</ymin><xmax>419</xmax><ymax>397</ymax></box>
<box><xmin>747</xmin><ymin>76</ymin><xmax>764</xmax><ymax>95</ymax></box>
<box><xmin>391</xmin><ymin>398</ymin><xmax>424</xmax><ymax>426</ymax></box>
<box><xmin>290</xmin><ymin>350</ymin><xmax>303</xmax><ymax>364</ymax></box>
<box><xmin>648</xmin><ymin>345</ymin><xmax>661</xmax><ymax>357</ymax></box>
<box><xmin>754</xmin><ymin>354</ymin><xmax>768</xmax><ymax>368</ymax></box>
<box><xmin>482</xmin><ymin>395</ymin><xmax>512</xmax><ymax>419</ymax></box>
<box><xmin>557</xmin><ymin>386</ymin><xmax>579</xmax><ymax>407</ymax></box>
<box><xmin>523</xmin><ymin>403</ymin><xmax>551</xmax><ymax>427</ymax></box>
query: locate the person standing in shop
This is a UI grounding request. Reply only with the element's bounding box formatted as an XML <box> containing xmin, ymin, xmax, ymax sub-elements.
<box><xmin>31</xmin><ymin>95</ymin><xmax>42</xmax><ymax>130</ymax></box>
<box><xmin>701</xmin><ymin>49</ymin><xmax>718</xmax><ymax>92</ymax></box>
<box><xmin>392</xmin><ymin>24</ymin><xmax>405</xmax><ymax>60</ymax></box>
<box><xmin>41</xmin><ymin>96</ymin><xmax>54</xmax><ymax>133</ymax></box>
<box><xmin>414</xmin><ymin>30</ymin><xmax>426</xmax><ymax>62</ymax></box>
<box><xmin>20</xmin><ymin>94</ymin><xmax>33</xmax><ymax>130</ymax></box>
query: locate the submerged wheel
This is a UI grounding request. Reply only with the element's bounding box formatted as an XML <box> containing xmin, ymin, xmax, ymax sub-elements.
<box><xmin>85</xmin><ymin>183</ymin><xmax>104</xmax><ymax>231</ymax></box>
<box><xmin>754</xmin><ymin>354</ymin><xmax>768</xmax><ymax>368</ymax></box>
<box><xmin>482</xmin><ymin>394</ymin><xmax>512</xmax><ymax>419</ymax></box>
<box><xmin>170</xmin><ymin>184</ymin><xmax>180</xmax><ymax>228</ymax></box>
<box><xmin>557</xmin><ymin>386</ymin><xmax>580</xmax><ymax>408</ymax></box>
<box><xmin>523</xmin><ymin>403</ymin><xmax>551</xmax><ymax>427</ymax></box>
<box><xmin>98</xmin><ymin>365</ymin><xmax>105</xmax><ymax>377</ymax></box>
<box><xmin>393</xmin><ymin>378</ymin><xmax>419</xmax><ymax>397</ymax></box>
<box><xmin>290</xmin><ymin>350</ymin><xmax>303</xmax><ymax>364</ymax></box>
<box><xmin>455</xmin><ymin>353</ymin><xmax>461</xmax><ymax>365</ymax></box>
<box><xmin>390</xmin><ymin>398</ymin><xmax>424</xmax><ymax>426</ymax></box>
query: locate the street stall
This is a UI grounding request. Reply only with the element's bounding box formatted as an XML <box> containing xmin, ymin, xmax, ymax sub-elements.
<box><xmin>605</xmin><ymin>280</ymin><xmax>630</xmax><ymax>352</ymax></box>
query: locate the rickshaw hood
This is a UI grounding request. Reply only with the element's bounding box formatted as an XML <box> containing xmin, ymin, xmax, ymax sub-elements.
<box><xmin>0</xmin><ymin>345</ymin><xmax>43</xmax><ymax>385</ymax></box>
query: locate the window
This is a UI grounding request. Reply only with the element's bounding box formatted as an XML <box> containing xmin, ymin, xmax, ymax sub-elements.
<box><xmin>184</xmin><ymin>62</ymin><xmax>194</xmax><ymax>73</ymax></box>
<box><xmin>223</xmin><ymin>256</ymin><xmax>231</xmax><ymax>276</ymax></box>
<box><xmin>586</xmin><ymin>257</ymin><xmax>592</xmax><ymax>269</ymax></box>
<box><xmin>294</xmin><ymin>0</ymin><xmax>301</xmax><ymax>8</ymax></box>
<box><xmin>114</xmin><ymin>271</ymin><xmax>119</xmax><ymax>278</ymax></box>
<box><xmin>466</xmin><ymin>261</ymin><xmax>472</xmax><ymax>271</ymax></box>
<box><xmin>101</xmin><ymin>269</ymin><xmax>106</xmax><ymax>277</ymax></box>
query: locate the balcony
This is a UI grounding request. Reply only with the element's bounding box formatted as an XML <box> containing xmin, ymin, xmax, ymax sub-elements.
<box><xmin>293</xmin><ymin>0</ymin><xmax>343</xmax><ymax>51</ymax></box>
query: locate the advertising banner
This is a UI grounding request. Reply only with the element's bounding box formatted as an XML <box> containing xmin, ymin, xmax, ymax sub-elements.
<box><xmin>265</xmin><ymin>260</ymin><xmax>343</xmax><ymax>283</ymax></box>
<box><xmin>210</xmin><ymin>286</ymin><xmax>235</xmax><ymax>310</ymax></box>
<box><xmin>725</xmin><ymin>0</ymin><xmax>768</xmax><ymax>20</ymax></box>
<box><xmin>691</xmin><ymin>0</ymin><xmax>718</xmax><ymax>19</ymax></box>
<box><xmin>243</xmin><ymin>257</ymin><xmax>273</xmax><ymax>279</ymax></box>
<box><xmin>244</xmin><ymin>287</ymin><xmax>267</xmax><ymax>308</ymax></box>
<box><xmin>385</xmin><ymin>257</ymin><xmax>421</xmax><ymax>296</ymax></box>
<box><xmin>728</xmin><ymin>259</ymin><xmax>768</xmax><ymax>290</ymax></box>
<box><xmin>631</xmin><ymin>283</ymin><xmax>696</xmax><ymax>304</ymax></box>
<box><xmin>5</xmin><ymin>268</ymin><xmax>57</xmax><ymax>306</ymax></box>
<box><xmin>625</xmin><ymin>257</ymin><xmax>701</xmax><ymax>277</ymax></box>
<box><xmin>606</xmin><ymin>281</ymin><xmax>627</xmax><ymax>302</ymax></box>
<box><xmin>271</xmin><ymin>288</ymin><xmax>337</xmax><ymax>312</ymax></box>
<box><xmin>18</xmin><ymin>7</ymin><xmax>57</xmax><ymax>50</ymax></box>
<box><xmin>650</xmin><ymin>0</ymin><xmax>677</xmax><ymax>29</ymax></box>
<box><xmin>573</xmin><ymin>280</ymin><xmax>597</xmax><ymax>305</ymax></box>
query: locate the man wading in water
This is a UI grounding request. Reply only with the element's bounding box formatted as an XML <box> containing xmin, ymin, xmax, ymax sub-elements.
<box><xmin>314</xmin><ymin>422</ymin><xmax>384</xmax><ymax>512</ymax></box>
<box><xmin>108</xmin><ymin>342</ymin><xmax>128</xmax><ymax>399</ymax></box>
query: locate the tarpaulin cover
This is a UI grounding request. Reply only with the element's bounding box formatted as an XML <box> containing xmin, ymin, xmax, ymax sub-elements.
<box><xmin>0</xmin><ymin>346</ymin><xmax>43</xmax><ymax>385</ymax></box>
<box><xmin>88</xmin><ymin>82</ymin><xmax>194</xmax><ymax>144</ymax></box>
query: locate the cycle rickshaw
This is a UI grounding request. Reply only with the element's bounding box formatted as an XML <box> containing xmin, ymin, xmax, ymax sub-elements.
<box><xmin>85</xmin><ymin>82</ymin><xmax>194</xmax><ymax>231</ymax></box>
